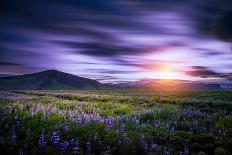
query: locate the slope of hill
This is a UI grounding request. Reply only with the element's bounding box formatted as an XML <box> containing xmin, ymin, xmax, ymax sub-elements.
<box><xmin>0</xmin><ymin>70</ymin><xmax>105</xmax><ymax>90</ymax></box>
<box><xmin>113</xmin><ymin>79</ymin><xmax>224</xmax><ymax>91</ymax></box>
<box><xmin>0</xmin><ymin>70</ymin><xmax>227</xmax><ymax>91</ymax></box>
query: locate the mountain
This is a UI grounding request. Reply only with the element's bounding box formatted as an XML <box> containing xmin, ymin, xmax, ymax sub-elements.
<box><xmin>0</xmin><ymin>70</ymin><xmax>227</xmax><ymax>91</ymax></box>
<box><xmin>113</xmin><ymin>79</ymin><xmax>224</xmax><ymax>91</ymax></box>
<box><xmin>0</xmin><ymin>70</ymin><xmax>105</xmax><ymax>90</ymax></box>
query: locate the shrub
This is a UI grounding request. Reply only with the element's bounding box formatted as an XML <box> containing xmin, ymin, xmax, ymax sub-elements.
<box><xmin>197</xmin><ymin>151</ymin><xmax>206</xmax><ymax>155</ymax></box>
<box><xmin>214</xmin><ymin>147</ymin><xmax>226</xmax><ymax>155</ymax></box>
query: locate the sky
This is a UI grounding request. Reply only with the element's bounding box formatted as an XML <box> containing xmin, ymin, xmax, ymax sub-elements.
<box><xmin>1</xmin><ymin>0</ymin><xmax>232</xmax><ymax>83</ymax></box>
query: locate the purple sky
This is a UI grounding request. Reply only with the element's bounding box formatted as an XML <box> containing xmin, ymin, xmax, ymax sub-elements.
<box><xmin>1</xmin><ymin>0</ymin><xmax>232</xmax><ymax>83</ymax></box>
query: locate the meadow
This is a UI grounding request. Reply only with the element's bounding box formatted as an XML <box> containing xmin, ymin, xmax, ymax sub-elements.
<box><xmin>0</xmin><ymin>90</ymin><xmax>232</xmax><ymax>155</ymax></box>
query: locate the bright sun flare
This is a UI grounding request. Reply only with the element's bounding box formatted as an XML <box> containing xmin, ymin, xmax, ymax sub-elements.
<box><xmin>156</xmin><ymin>65</ymin><xmax>178</xmax><ymax>79</ymax></box>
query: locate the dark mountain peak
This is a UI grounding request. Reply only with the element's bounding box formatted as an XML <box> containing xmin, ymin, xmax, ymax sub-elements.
<box><xmin>37</xmin><ymin>69</ymin><xmax>71</xmax><ymax>76</ymax></box>
<box><xmin>41</xmin><ymin>69</ymin><xmax>60</xmax><ymax>73</ymax></box>
<box><xmin>0</xmin><ymin>70</ymin><xmax>105</xmax><ymax>90</ymax></box>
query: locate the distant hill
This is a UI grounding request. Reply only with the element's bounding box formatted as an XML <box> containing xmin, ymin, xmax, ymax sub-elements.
<box><xmin>0</xmin><ymin>70</ymin><xmax>227</xmax><ymax>91</ymax></box>
<box><xmin>0</xmin><ymin>70</ymin><xmax>105</xmax><ymax>90</ymax></box>
<box><xmin>113</xmin><ymin>79</ymin><xmax>224</xmax><ymax>91</ymax></box>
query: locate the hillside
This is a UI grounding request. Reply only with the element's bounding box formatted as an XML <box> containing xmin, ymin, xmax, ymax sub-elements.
<box><xmin>0</xmin><ymin>70</ymin><xmax>105</xmax><ymax>90</ymax></box>
<box><xmin>113</xmin><ymin>79</ymin><xmax>224</xmax><ymax>91</ymax></box>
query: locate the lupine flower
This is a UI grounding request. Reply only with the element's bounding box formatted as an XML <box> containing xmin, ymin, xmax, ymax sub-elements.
<box><xmin>11</xmin><ymin>129</ymin><xmax>17</xmax><ymax>144</ymax></box>
<box><xmin>171</xmin><ymin>126</ymin><xmax>175</xmax><ymax>132</ymax></box>
<box><xmin>118</xmin><ymin>139</ymin><xmax>122</xmax><ymax>148</ymax></box>
<box><xmin>73</xmin><ymin>140</ymin><xmax>79</xmax><ymax>155</ymax></box>
<box><xmin>86</xmin><ymin>141</ymin><xmax>91</xmax><ymax>154</ymax></box>
<box><xmin>38</xmin><ymin>130</ymin><xmax>46</xmax><ymax>152</ymax></box>
<box><xmin>140</xmin><ymin>136</ymin><xmax>147</xmax><ymax>152</ymax></box>
<box><xmin>71</xmin><ymin>117</ymin><xmax>75</xmax><ymax>127</ymax></box>
<box><xmin>166</xmin><ymin>124</ymin><xmax>170</xmax><ymax>130</ymax></box>
<box><xmin>105</xmin><ymin>118</ymin><xmax>114</xmax><ymax>132</ymax></box>
<box><xmin>151</xmin><ymin>143</ymin><xmax>158</xmax><ymax>152</ymax></box>
<box><xmin>93</xmin><ymin>133</ymin><xmax>97</xmax><ymax>143</ymax></box>
<box><xmin>183</xmin><ymin>145</ymin><xmax>189</xmax><ymax>155</ymax></box>
<box><xmin>78</xmin><ymin>115</ymin><xmax>83</xmax><ymax>125</ymax></box>
<box><xmin>63</xmin><ymin>117</ymin><xmax>69</xmax><ymax>133</ymax></box>
<box><xmin>51</xmin><ymin>131</ymin><xmax>60</xmax><ymax>147</ymax></box>
<box><xmin>163</xmin><ymin>150</ymin><xmax>170</xmax><ymax>155</ymax></box>
<box><xmin>121</xmin><ymin>123</ymin><xmax>126</xmax><ymax>136</ymax></box>
<box><xmin>105</xmin><ymin>145</ymin><xmax>111</xmax><ymax>155</ymax></box>
<box><xmin>98</xmin><ymin>140</ymin><xmax>103</xmax><ymax>153</ymax></box>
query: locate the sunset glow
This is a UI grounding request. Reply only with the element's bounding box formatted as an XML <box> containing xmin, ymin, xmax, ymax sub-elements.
<box><xmin>0</xmin><ymin>0</ymin><xmax>231</xmax><ymax>83</ymax></box>
<box><xmin>154</xmin><ymin>65</ymin><xmax>177</xmax><ymax>79</ymax></box>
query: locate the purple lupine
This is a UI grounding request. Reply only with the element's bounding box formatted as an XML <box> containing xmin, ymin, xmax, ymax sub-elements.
<box><xmin>78</xmin><ymin>115</ymin><xmax>83</xmax><ymax>125</ymax></box>
<box><xmin>11</xmin><ymin>129</ymin><xmax>17</xmax><ymax>144</ymax></box>
<box><xmin>63</xmin><ymin>118</ymin><xmax>69</xmax><ymax>133</ymax></box>
<box><xmin>73</xmin><ymin>140</ymin><xmax>79</xmax><ymax>155</ymax></box>
<box><xmin>151</xmin><ymin>143</ymin><xmax>158</xmax><ymax>152</ymax></box>
<box><xmin>86</xmin><ymin>141</ymin><xmax>91</xmax><ymax>154</ymax></box>
<box><xmin>105</xmin><ymin>118</ymin><xmax>114</xmax><ymax>132</ymax></box>
<box><xmin>118</xmin><ymin>139</ymin><xmax>122</xmax><ymax>149</ymax></box>
<box><xmin>165</xmin><ymin>124</ymin><xmax>170</xmax><ymax>130</ymax></box>
<box><xmin>131</xmin><ymin>117</ymin><xmax>140</xmax><ymax>125</ymax></box>
<box><xmin>84</xmin><ymin>114</ymin><xmax>91</xmax><ymax>124</ymax></box>
<box><xmin>183</xmin><ymin>145</ymin><xmax>189</xmax><ymax>155</ymax></box>
<box><xmin>140</xmin><ymin>136</ymin><xmax>148</xmax><ymax>152</ymax></box>
<box><xmin>51</xmin><ymin>131</ymin><xmax>60</xmax><ymax>147</ymax></box>
<box><xmin>121</xmin><ymin>123</ymin><xmax>126</xmax><ymax>136</ymax></box>
<box><xmin>98</xmin><ymin>140</ymin><xmax>103</xmax><ymax>153</ymax></box>
<box><xmin>93</xmin><ymin>133</ymin><xmax>97</xmax><ymax>143</ymax></box>
<box><xmin>71</xmin><ymin>117</ymin><xmax>75</xmax><ymax>127</ymax></box>
<box><xmin>38</xmin><ymin>130</ymin><xmax>46</xmax><ymax>152</ymax></box>
<box><xmin>163</xmin><ymin>150</ymin><xmax>170</xmax><ymax>155</ymax></box>
<box><xmin>105</xmin><ymin>145</ymin><xmax>111</xmax><ymax>155</ymax></box>
<box><xmin>171</xmin><ymin>126</ymin><xmax>175</xmax><ymax>132</ymax></box>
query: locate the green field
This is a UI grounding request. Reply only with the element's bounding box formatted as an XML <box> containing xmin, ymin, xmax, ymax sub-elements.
<box><xmin>0</xmin><ymin>90</ymin><xmax>232</xmax><ymax>154</ymax></box>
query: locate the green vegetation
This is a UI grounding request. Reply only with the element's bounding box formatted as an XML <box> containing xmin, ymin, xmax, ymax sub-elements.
<box><xmin>0</xmin><ymin>90</ymin><xmax>232</xmax><ymax>154</ymax></box>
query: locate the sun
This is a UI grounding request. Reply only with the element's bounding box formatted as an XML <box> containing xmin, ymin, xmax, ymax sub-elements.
<box><xmin>156</xmin><ymin>64</ymin><xmax>178</xmax><ymax>80</ymax></box>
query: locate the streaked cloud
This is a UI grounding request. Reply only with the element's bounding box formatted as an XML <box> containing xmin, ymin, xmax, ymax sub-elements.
<box><xmin>0</xmin><ymin>0</ymin><xmax>231</xmax><ymax>82</ymax></box>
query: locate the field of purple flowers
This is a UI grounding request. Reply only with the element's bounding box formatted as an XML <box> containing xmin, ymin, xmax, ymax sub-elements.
<box><xmin>0</xmin><ymin>91</ymin><xmax>232</xmax><ymax>155</ymax></box>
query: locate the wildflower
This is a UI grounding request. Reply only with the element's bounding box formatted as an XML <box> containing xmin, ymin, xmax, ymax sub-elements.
<box><xmin>11</xmin><ymin>130</ymin><xmax>17</xmax><ymax>144</ymax></box>
<box><xmin>51</xmin><ymin>131</ymin><xmax>60</xmax><ymax>147</ymax></box>
<box><xmin>151</xmin><ymin>143</ymin><xmax>158</xmax><ymax>152</ymax></box>
<box><xmin>73</xmin><ymin>140</ymin><xmax>79</xmax><ymax>155</ymax></box>
<box><xmin>140</xmin><ymin>136</ymin><xmax>147</xmax><ymax>152</ymax></box>
<box><xmin>38</xmin><ymin>130</ymin><xmax>46</xmax><ymax>152</ymax></box>
<box><xmin>105</xmin><ymin>145</ymin><xmax>111</xmax><ymax>155</ymax></box>
<box><xmin>98</xmin><ymin>140</ymin><xmax>103</xmax><ymax>153</ymax></box>
<box><xmin>86</xmin><ymin>141</ymin><xmax>91</xmax><ymax>154</ymax></box>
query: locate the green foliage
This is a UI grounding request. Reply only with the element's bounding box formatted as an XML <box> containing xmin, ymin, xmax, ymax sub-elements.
<box><xmin>0</xmin><ymin>91</ymin><xmax>232</xmax><ymax>154</ymax></box>
<box><xmin>215</xmin><ymin>147</ymin><xmax>227</xmax><ymax>155</ymax></box>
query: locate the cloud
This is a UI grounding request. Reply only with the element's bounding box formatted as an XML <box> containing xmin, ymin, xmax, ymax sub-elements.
<box><xmin>186</xmin><ymin>66</ymin><xmax>219</xmax><ymax>78</ymax></box>
<box><xmin>0</xmin><ymin>0</ymin><xmax>231</xmax><ymax>82</ymax></box>
<box><xmin>186</xmin><ymin>66</ymin><xmax>232</xmax><ymax>79</ymax></box>
<box><xmin>0</xmin><ymin>61</ymin><xmax>22</xmax><ymax>66</ymax></box>
<box><xmin>193</xmin><ymin>0</ymin><xmax>232</xmax><ymax>41</ymax></box>
<box><xmin>56</xmin><ymin>41</ymin><xmax>147</xmax><ymax>57</ymax></box>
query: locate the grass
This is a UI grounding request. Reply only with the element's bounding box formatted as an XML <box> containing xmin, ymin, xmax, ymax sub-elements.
<box><xmin>0</xmin><ymin>90</ymin><xmax>231</xmax><ymax>154</ymax></box>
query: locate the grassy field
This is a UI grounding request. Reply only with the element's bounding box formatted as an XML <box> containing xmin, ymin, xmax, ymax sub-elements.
<box><xmin>0</xmin><ymin>90</ymin><xmax>232</xmax><ymax>154</ymax></box>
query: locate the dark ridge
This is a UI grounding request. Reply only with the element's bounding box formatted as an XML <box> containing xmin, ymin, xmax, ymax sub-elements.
<box><xmin>0</xmin><ymin>70</ymin><xmax>106</xmax><ymax>90</ymax></box>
